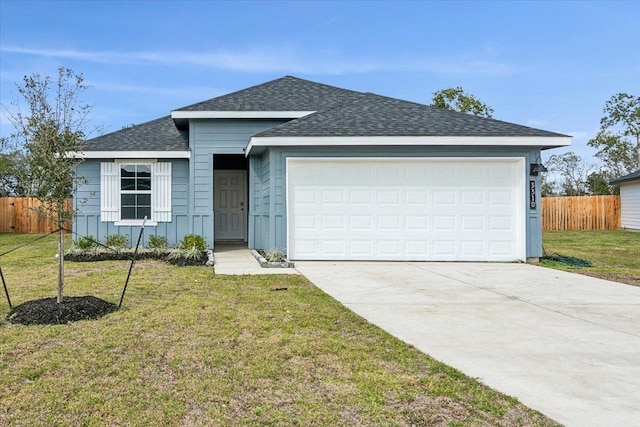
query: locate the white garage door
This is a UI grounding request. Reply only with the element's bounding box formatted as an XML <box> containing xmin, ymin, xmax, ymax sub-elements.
<box><xmin>287</xmin><ymin>158</ymin><xmax>525</xmax><ymax>261</ymax></box>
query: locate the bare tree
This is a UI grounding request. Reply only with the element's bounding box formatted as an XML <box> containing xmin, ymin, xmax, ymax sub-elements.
<box><xmin>545</xmin><ymin>152</ymin><xmax>596</xmax><ymax>196</ymax></box>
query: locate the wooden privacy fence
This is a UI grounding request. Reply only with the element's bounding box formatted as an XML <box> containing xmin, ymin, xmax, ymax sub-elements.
<box><xmin>542</xmin><ymin>195</ymin><xmax>621</xmax><ymax>231</ymax></box>
<box><xmin>0</xmin><ymin>197</ymin><xmax>73</xmax><ymax>233</ymax></box>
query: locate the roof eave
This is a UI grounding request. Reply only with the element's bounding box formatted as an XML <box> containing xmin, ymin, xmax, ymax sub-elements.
<box><xmin>610</xmin><ymin>178</ymin><xmax>640</xmax><ymax>185</ymax></box>
<box><xmin>246</xmin><ymin>135</ymin><xmax>572</xmax><ymax>156</ymax></box>
<box><xmin>70</xmin><ymin>150</ymin><xmax>191</xmax><ymax>159</ymax></box>
<box><xmin>170</xmin><ymin>110</ymin><xmax>315</xmax><ymax>120</ymax></box>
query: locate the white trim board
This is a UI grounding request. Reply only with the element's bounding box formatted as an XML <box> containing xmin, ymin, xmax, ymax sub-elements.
<box><xmin>73</xmin><ymin>151</ymin><xmax>191</xmax><ymax>159</ymax></box>
<box><xmin>248</xmin><ymin>135</ymin><xmax>571</xmax><ymax>155</ymax></box>
<box><xmin>171</xmin><ymin>111</ymin><xmax>315</xmax><ymax>119</ymax></box>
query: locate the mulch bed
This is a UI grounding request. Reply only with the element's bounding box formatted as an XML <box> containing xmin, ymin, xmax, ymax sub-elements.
<box><xmin>64</xmin><ymin>252</ymin><xmax>207</xmax><ymax>266</ymax></box>
<box><xmin>256</xmin><ymin>249</ymin><xmax>287</xmax><ymax>262</ymax></box>
<box><xmin>5</xmin><ymin>296</ymin><xmax>118</xmax><ymax>325</ymax></box>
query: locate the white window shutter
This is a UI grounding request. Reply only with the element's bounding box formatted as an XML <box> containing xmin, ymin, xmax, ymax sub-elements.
<box><xmin>152</xmin><ymin>162</ymin><xmax>172</xmax><ymax>222</ymax></box>
<box><xmin>100</xmin><ymin>162</ymin><xmax>120</xmax><ymax>222</ymax></box>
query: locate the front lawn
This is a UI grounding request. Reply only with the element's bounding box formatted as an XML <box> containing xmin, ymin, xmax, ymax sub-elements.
<box><xmin>542</xmin><ymin>230</ymin><xmax>640</xmax><ymax>287</ymax></box>
<box><xmin>0</xmin><ymin>233</ymin><xmax>558</xmax><ymax>426</ymax></box>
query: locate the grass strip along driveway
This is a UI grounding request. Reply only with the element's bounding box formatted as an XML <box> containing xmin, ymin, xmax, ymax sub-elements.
<box><xmin>542</xmin><ymin>230</ymin><xmax>640</xmax><ymax>287</ymax></box>
<box><xmin>0</xmin><ymin>234</ymin><xmax>558</xmax><ymax>426</ymax></box>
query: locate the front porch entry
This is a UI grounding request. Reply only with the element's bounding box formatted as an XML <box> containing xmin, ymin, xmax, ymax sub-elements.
<box><xmin>214</xmin><ymin>168</ymin><xmax>247</xmax><ymax>241</ymax></box>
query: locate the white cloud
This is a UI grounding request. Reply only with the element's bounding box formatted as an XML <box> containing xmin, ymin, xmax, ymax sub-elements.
<box><xmin>89</xmin><ymin>81</ymin><xmax>224</xmax><ymax>100</ymax></box>
<box><xmin>0</xmin><ymin>44</ymin><xmax>520</xmax><ymax>76</ymax></box>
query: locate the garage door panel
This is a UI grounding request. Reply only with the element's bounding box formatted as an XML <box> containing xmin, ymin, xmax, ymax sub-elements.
<box><xmin>406</xmin><ymin>191</ymin><xmax>428</xmax><ymax>205</ymax></box>
<box><xmin>350</xmin><ymin>215</ymin><xmax>373</xmax><ymax>229</ymax></box>
<box><xmin>321</xmin><ymin>190</ymin><xmax>344</xmax><ymax>204</ymax></box>
<box><xmin>489</xmin><ymin>216</ymin><xmax>514</xmax><ymax>230</ymax></box>
<box><xmin>288</xmin><ymin>158</ymin><xmax>524</xmax><ymax>261</ymax></box>
<box><xmin>406</xmin><ymin>216</ymin><xmax>429</xmax><ymax>230</ymax></box>
<box><xmin>433</xmin><ymin>191</ymin><xmax>456</xmax><ymax>205</ymax></box>
<box><xmin>350</xmin><ymin>190</ymin><xmax>373</xmax><ymax>204</ymax></box>
<box><xmin>489</xmin><ymin>190</ymin><xmax>514</xmax><ymax>205</ymax></box>
<box><xmin>489</xmin><ymin>241</ymin><xmax>514</xmax><ymax>256</ymax></box>
<box><xmin>461</xmin><ymin>216</ymin><xmax>484</xmax><ymax>230</ymax></box>
<box><xmin>433</xmin><ymin>216</ymin><xmax>456</xmax><ymax>231</ymax></box>
<box><xmin>350</xmin><ymin>240</ymin><xmax>373</xmax><ymax>254</ymax></box>
<box><xmin>461</xmin><ymin>241</ymin><xmax>484</xmax><ymax>256</ymax></box>
<box><xmin>294</xmin><ymin>190</ymin><xmax>316</xmax><ymax>204</ymax></box>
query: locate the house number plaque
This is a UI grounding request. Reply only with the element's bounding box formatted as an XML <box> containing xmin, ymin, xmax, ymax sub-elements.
<box><xmin>529</xmin><ymin>180</ymin><xmax>536</xmax><ymax>209</ymax></box>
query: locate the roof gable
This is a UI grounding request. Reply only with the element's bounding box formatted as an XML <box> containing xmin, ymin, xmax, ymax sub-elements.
<box><xmin>173</xmin><ymin>76</ymin><xmax>364</xmax><ymax>112</ymax></box>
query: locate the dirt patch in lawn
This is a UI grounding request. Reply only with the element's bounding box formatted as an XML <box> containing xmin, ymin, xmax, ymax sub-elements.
<box><xmin>575</xmin><ymin>271</ymin><xmax>640</xmax><ymax>287</ymax></box>
<box><xmin>5</xmin><ymin>296</ymin><xmax>118</xmax><ymax>325</ymax></box>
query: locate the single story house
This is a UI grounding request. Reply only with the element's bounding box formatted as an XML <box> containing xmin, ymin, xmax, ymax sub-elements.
<box><xmin>610</xmin><ymin>170</ymin><xmax>640</xmax><ymax>230</ymax></box>
<box><xmin>75</xmin><ymin>76</ymin><xmax>571</xmax><ymax>262</ymax></box>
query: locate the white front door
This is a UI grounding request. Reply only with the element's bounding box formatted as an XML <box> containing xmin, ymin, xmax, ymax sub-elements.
<box><xmin>214</xmin><ymin>170</ymin><xmax>247</xmax><ymax>241</ymax></box>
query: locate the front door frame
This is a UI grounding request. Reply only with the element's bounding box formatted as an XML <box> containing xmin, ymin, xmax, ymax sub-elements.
<box><xmin>214</xmin><ymin>169</ymin><xmax>248</xmax><ymax>242</ymax></box>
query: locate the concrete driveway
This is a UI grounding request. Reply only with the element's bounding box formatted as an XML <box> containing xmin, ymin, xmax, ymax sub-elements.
<box><xmin>295</xmin><ymin>262</ymin><xmax>640</xmax><ymax>427</ymax></box>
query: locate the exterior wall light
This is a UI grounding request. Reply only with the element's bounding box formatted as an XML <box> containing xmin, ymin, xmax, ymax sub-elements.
<box><xmin>530</xmin><ymin>163</ymin><xmax>548</xmax><ymax>176</ymax></box>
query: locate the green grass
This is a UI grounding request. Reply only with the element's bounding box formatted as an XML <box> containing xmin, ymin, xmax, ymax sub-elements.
<box><xmin>0</xmin><ymin>233</ymin><xmax>558</xmax><ymax>426</ymax></box>
<box><xmin>542</xmin><ymin>230</ymin><xmax>640</xmax><ymax>286</ymax></box>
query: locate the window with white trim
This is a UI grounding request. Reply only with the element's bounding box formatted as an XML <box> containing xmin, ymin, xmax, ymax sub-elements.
<box><xmin>100</xmin><ymin>160</ymin><xmax>172</xmax><ymax>225</ymax></box>
<box><xmin>120</xmin><ymin>164</ymin><xmax>152</xmax><ymax>220</ymax></box>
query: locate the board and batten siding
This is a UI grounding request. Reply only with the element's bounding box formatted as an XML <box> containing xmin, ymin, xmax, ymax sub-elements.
<box><xmin>620</xmin><ymin>181</ymin><xmax>640</xmax><ymax>230</ymax></box>
<box><xmin>190</xmin><ymin>119</ymin><xmax>286</xmax><ymax>244</ymax></box>
<box><xmin>248</xmin><ymin>152</ymin><xmax>271</xmax><ymax>250</ymax></box>
<box><xmin>248</xmin><ymin>145</ymin><xmax>546</xmax><ymax>259</ymax></box>
<box><xmin>73</xmin><ymin>159</ymin><xmax>190</xmax><ymax>247</ymax></box>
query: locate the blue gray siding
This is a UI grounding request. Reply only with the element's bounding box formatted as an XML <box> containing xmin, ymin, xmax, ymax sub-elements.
<box><xmin>248</xmin><ymin>146</ymin><xmax>546</xmax><ymax>258</ymax></box>
<box><xmin>190</xmin><ymin>119</ymin><xmax>286</xmax><ymax>245</ymax></box>
<box><xmin>73</xmin><ymin>159</ymin><xmax>191</xmax><ymax>247</ymax></box>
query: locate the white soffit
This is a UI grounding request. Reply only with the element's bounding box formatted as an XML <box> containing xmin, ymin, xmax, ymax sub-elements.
<box><xmin>72</xmin><ymin>151</ymin><xmax>191</xmax><ymax>159</ymax></box>
<box><xmin>247</xmin><ymin>135</ymin><xmax>572</xmax><ymax>154</ymax></box>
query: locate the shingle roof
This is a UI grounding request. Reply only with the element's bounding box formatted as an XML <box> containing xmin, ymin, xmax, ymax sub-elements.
<box><xmin>174</xmin><ymin>76</ymin><xmax>364</xmax><ymax>112</ymax></box>
<box><xmin>84</xmin><ymin>76</ymin><xmax>569</xmax><ymax>151</ymax></box>
<box><xmin>255</xmin><ymin>93</ymin><xmax>568</xmax><ymax>138</ymax></box>
<box><xmin>83</xmin><ymin>116</ymin><xmax>188</xmax><ymax>151</ymax></box>
<box><xmin>610</xmin><ymin>170</ymin><xmax>640</xmax><ymax>185</ymax></box>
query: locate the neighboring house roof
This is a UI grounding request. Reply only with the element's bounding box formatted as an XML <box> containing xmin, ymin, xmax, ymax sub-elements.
<box><xmin>610</xmin><ymin>170</ymin><xmax>640</xmax><ymax>185</ymax></box>
<box><xmin>254</xmin><ymin>92</ymin><xmax>567</xmax><ymax>138</ymax></box>
<box><xmin>173</xmin><ymin>76</ymin><xmax>364</xmax><ymax>112</ymax></box>
<box><xmin>83</xmin><ymin>116</ymin><xmax>188</xmax><ymax>152</ymax></box>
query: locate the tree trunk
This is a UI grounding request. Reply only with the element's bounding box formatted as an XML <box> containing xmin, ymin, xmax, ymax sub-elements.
<box><xmin>57</xmin><ymin>216</ymin><xmax>64</xmax><ymax>304</ymax></box>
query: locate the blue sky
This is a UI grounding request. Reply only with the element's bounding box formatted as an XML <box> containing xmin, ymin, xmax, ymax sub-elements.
<box><xmin>1</xmin><ymin>0</ymin><xmax>639</xmax><ymax>164</ymax></box>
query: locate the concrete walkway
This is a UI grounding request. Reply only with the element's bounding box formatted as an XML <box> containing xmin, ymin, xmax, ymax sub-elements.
<box><xmin>295</xmin><ymin>261</ymin><xmax>640</xmax><ymax>427</ymax></box>
<box><xmin>213</xmin><ymin>243</ymin><xmax>299</xmax><ymax>275</ymax></box>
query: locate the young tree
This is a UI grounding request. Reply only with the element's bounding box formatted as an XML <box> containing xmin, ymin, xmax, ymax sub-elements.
<box><xmin>431</xmin><ymin>87</ymin><xmax>494</xmax><ymax>118</ymax></box>
<box><xmin>2</xmin><ymin>68</ymin><xmax>92</xmax><ymax>303</ymax></box>
<box><xmin>588</xmin><ymin>93</ymin><xmax>640</xmax><ymax>178</ymax></box>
